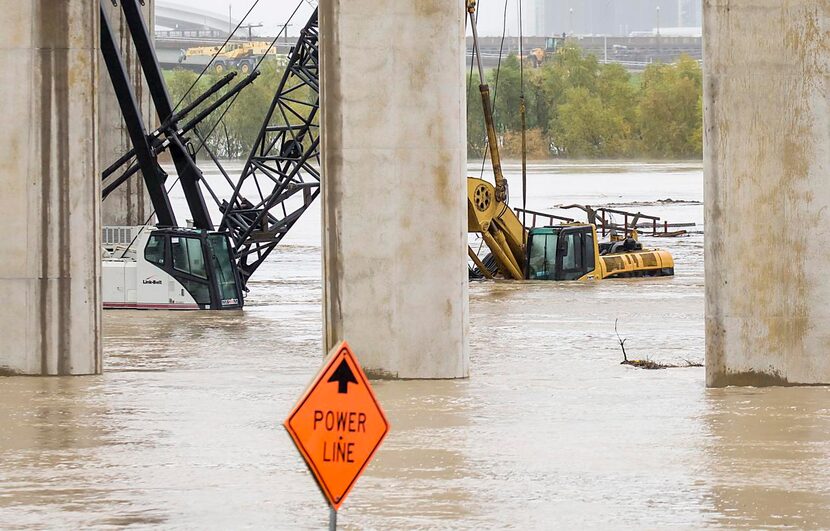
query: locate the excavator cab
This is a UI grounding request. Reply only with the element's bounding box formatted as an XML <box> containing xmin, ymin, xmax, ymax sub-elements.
<box><xmin>526</xmin><ymin>225</ymin><xmax>597</xmax><ymax>281</ymax></box>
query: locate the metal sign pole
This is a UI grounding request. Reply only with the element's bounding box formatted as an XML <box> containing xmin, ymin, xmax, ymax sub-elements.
<box><xmin>329</xmin><ymin>507</ymin><xmax>337</xmax><ymax>531</ymax></box>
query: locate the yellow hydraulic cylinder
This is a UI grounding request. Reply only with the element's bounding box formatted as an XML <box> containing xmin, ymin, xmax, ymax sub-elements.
<box><xmin>468</xmin><ymin>246</ymin><xmax>495</xmax><ymax>279</ymax></box>
<box><xmin>479</xmin><ymin>84</ymin><xmax>508</xmax><ymax>203</ymax></box>
<box><xmin>480</xmin><ymin>222</ymin><xmax>523</xmax><ymax>280</ymax></box>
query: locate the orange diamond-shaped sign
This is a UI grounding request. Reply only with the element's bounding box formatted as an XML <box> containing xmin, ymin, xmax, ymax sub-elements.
<box><xmin>284</xmin><ymin>341</ymin><xmax>390</xmax><ymax>510</ymax></box>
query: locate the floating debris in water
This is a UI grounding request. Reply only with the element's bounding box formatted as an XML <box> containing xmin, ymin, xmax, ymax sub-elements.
<box><xmin>615</xmin><ymin>319</ymin><xmax>703</xmax><ymax>370</ymax></box>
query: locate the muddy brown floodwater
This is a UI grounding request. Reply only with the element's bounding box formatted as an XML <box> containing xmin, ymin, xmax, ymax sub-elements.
<box><xmin>2</xmin><ymin>163</ymin><xmax>829</xmax><ymax>529</ymax></box>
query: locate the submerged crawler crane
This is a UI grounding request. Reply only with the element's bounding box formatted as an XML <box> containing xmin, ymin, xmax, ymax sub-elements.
<box><xmin>100</xmin><ymin>2</ymin><xmax>320</xmax><ymax>309</ymax></box>
<box><xmin>100</xmin><ymin>0</ymin><xmax>249</xmax><ymax>309</ymax></box>
<box><xmin>465</xmin><ymin>1</ymin><xmax>674</xmax><ymax>281</ymax></box>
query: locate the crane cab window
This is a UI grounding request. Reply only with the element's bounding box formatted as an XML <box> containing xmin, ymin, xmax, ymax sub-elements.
<box><xmin>559</xmin><ymin>227</ymin><xmax>596</xmax><ymax>280</ymax></box>
<box><xmin>144</xmin><ymin>235</ymin><xmax>166</xmax><ymax>266</ymax></box>
<box><xmin>171</xmin><ymin>236</ymin><xmax>207</xmax><ymax>279</ymax></box>
<box><xmin>584</xmin><ymin>230</ymin><xmax>595</xmax><ymax>272</ymax></box>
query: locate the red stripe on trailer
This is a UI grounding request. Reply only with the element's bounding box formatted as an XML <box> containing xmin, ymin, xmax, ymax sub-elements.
<box><xmin>103</xmin><ymin>302</ymin><xmax>201</xmax><ymax>310</ymax></box>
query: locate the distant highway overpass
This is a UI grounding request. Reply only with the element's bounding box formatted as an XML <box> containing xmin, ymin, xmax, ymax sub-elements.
<box><xmin>151</xmin><ymin>3</ymin><xmax>700</xmax><ymax>73</ymax></box>
<box><xmin>156</xmin><ymin>0</ymin><xmax>237</xmax><ymax>34</ymax></box>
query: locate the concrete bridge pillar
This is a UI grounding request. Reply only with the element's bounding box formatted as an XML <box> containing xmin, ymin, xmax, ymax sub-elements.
<box><xmin>704</xmin><ymin>0</ymin><xmax>829</xmax><ymax>386</ymax></box>
<box><xmin>0</xmin><ymin>1</ymin><xmax>101</xmax><ymax>375</ymax></box>
<box><xmin>320</xmin><ymin>0</ymin><xmax>469</xmax><ymax>379</ymax></box>
<box><xmin>100</xmin><ymin>0</ymin><xmax>154</xmax><ymax>226</ymax></box>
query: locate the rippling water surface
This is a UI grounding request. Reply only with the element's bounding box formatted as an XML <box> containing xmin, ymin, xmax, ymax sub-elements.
<box><xmin>1</xmin><ymin>162</ymin><xmax>829</xmax><ymax>529</ymax></box>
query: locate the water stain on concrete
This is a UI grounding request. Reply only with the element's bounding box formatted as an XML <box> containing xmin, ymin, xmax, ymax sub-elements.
<box><xmin>709</xmin><ymin>368</ymin><xmax>830</xmax><ymax>388</ymax></box>
<box><xmin>413</xmin><ymin>0</ymin><xmax>444</xmax><ymax>18</ymax></box>
<box><xmin>364</xmin><ymin>367</ymin><xmax>400</xmax><ymax>380</ymax></box>
<box><xmin>706</xmin><ymin>1</ymin><xmax>828</xmax><ymax>386</ymax></box>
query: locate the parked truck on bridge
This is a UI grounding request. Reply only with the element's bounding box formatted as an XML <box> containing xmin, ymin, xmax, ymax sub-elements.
<box><xmin>178</xmin><ymin>41</ymin><xmax>278</xmax><ymax>74</ymax></box>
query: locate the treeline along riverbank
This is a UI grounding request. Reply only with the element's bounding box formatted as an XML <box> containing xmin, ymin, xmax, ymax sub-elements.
<box><xmin>164</xmin><ymin>44</ymin><xmax>702</xmax><ymax>161</ymax></box>
<box><xmin>468</xmin><ymin>45</ymin><xmax>702</xmax><ymax>160</ymax></box>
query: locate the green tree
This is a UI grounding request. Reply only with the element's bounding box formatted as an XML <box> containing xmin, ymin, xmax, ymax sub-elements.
<box><xmin>488</xmin><ymin>54</ymin><xmax>523</xmax><ymax>134</ymax></box>
<box><xmin>596</xmin><ymin>63</ymin><xmax>638</xmax><ymax>126</ymax></box>
<box><xmin>163</xmin><ymin>60</ymin><xmax>291</xmax><ymax>159</ymax></box>
<box><xmin>551</xmin><ymin>44</ymin><xmax>600</xmax><ymax>92</ymax></box>
<box><xmin>466</xmin><ymin>42</ymin><xmax>703</xmax><ymax>160</ymax></box>
<box><xmin>636</xmin><ymin>55</ymin><xmax>702</xmax><ymax>158</ymax></box>
<box><xmin>552</xmin><ymin>87</ymin><xmax>630</xmax><ymax>158</ymax></box>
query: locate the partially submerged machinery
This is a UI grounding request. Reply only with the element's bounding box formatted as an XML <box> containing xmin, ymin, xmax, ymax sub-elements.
<box><xmin>466</xmin><ymin>178</ymin><xmax>675</xmax><ymax>281</ymax></box>
<box><xmin>100</xmin><ymin>1</ymin><xmax>319</xmax><ymax>309</ymax></box>
<box><xmin>465</xmin><ymin>1</ymin><xmax>675</xmax><ymax>281</ymax></box>
<box><xmin>526</xmin><ymin>225</ymin><xmax>674</xmax><ymax>281</ymax></box>
<box><xmin>103</xmin><ymin>227</ymin><xmax>243</xmax><ymax>310</ymax></box>
<box><xmin>100</xmin><ymin>0</ymin><xmax>675</xmax><ymax>311</ymax></box>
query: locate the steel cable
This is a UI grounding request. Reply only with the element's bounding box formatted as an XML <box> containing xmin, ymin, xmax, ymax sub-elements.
<box><xmin>129</xmin><ymin>0</ymin><xmax>309</xmax><ymax>235</ymax></box>
<box><xmin>173</xmin><ymin>0</ymin><xmax>262</xmax><ymax>111</ymax></box>
<box><xmin>193</xmin><ymin>0</ymin><xmax>307</xmax><ymax>155</ymax></box>
<box><xmin>518</xmin><ymin>0</ymin><xmax>527</xmax><ymax>235</ymax></box>
<box><xmin>479</xmin><ymin>0</ymin><xmax>511</xmax><ymax>179</ymax></box>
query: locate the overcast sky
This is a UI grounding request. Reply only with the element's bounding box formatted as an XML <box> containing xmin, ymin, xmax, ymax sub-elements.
<box><xmin>169</xmin><ymin>0</ymin><xmax>529</xmax><ymax>38</ymax></box>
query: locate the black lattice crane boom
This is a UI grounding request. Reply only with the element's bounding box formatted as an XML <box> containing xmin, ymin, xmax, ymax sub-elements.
<box><xmin>219</xmin><ymin>9</ymin><xmax>320</xmax><ymax>287</ymax></box>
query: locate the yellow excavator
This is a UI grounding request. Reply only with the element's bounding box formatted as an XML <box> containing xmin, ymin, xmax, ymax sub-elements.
<box><xmin>527</xmin><ymin>36</ymin><xmax>566</xmax><ymax>68</ymax></box>
<box><xmin>465</xmin><ymin>1</ymin><xmax>674</xmax><ymax>281</ymax></box>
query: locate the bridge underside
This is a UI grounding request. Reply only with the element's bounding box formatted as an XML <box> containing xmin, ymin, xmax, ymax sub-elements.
<box><xmin>155</xmin><ymin>1</ymin><xmax>238</xmax><ymax>34</ymax></box>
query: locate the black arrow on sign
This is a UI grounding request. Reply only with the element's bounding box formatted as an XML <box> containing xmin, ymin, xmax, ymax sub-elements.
<box><xmin>328</xmin><ymin>359</ymin><xmax>358</xmax><ymax>394</ymax></box>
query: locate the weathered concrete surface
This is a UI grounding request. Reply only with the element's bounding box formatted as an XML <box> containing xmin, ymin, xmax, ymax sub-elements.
<box><xmin>320</xmin><ymin>0</ymin><xmax>469</xmax><ymax>379</ymax></box>
<box><xmin>0</xmin><ymin>0</ymin><xmax>102</xmax><ymax>375</ymax></box>
<box><xmin>100</xmin><ymin>0</ymin><xmax>153</xmax><ymax>226</ymax></box>
<box><xmin>704</xmin><ymin>0</ymin><xmax>829</xmax><ymax>386</ymax></box>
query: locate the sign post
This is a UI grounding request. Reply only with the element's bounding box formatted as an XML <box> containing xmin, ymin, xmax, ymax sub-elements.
<box><xmin>284</xmin><ymin>341</ymin><xmax>390</xmax><ymax>526</ymax></box>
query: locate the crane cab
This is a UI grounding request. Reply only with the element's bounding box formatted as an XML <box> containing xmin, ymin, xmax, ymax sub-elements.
<box><xmin>103</xmin><ymin>227</ymin><xmax>244</xmax><ymax>310</ymax></box>
<box><xmin>526</xmin><ymin>224</ymin><xmax>674</xmax><ymax>281</ymax></box>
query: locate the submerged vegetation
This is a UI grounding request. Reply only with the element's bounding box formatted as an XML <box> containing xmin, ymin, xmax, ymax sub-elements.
<box><xmin>615</xmin><ymin>319</ymin><xmax>704</xmax><ymax>370</ymax></box>
<box><xmin>467</xmin><ymin>46</ymin><xmax>703</xmax><ymax>160</ymax></box>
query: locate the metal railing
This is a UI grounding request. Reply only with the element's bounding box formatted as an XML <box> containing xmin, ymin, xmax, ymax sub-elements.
<box><xmin>516</xmin><ymin>205</ymin><xmax>696</xmax><ymax>238</ymax></box>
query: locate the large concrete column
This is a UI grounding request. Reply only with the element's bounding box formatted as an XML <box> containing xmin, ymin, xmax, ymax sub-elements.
<box><xmin>0</xmin><ymin>1</ymin><xmax>102</xmax><ymax>375</ymax></box>
<box><xmin>704</xmin><ymin>0</ymin><xmax>829</xmax><ymax>386</ymax></box>
<box><xmin>320</xmin><ymin>1</ymin><xmax>469</xmax><ymax>379</ymax></box>
<box><xmin>99</xmin><ymin>0</ymin><xmax>154</xmax><ymax>226</ymax></box>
